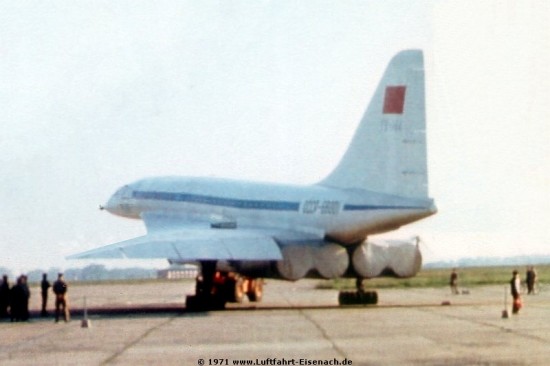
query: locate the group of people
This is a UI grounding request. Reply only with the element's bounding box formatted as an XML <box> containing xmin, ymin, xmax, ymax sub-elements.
<box><xmin>510</xmin><ymin>266</ymin><xmax>538</xmax><ymax>314</ymax></box>
<box><xmin>0</xmin><ymin>273</ymin><xmax>70</xmax><ymax>322</ymax></box>
<box><xmin>450</xmin><ymin>266</ymin><xmax>538</xmax><ymax>315</ymax></box>
<box><xmin>0</xmin><ymin>274</ymin><xmax>30</xmax><ymax>321</ymax></box>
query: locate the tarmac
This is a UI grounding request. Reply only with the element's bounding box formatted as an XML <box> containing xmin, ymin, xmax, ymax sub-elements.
<box><xmin>1</xmin><ymin>279</ymin><xmax>549</xmax><ymax>365</ymax></box>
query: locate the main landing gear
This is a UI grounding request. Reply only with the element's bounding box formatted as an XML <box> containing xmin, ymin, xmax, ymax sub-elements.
<box><xmin>338</xmin><ymin>278</ymin><xmax>378</xmax><ymax>305</ymax></box>
<box><xmin>185</xmin><ymin>261</ymin><xmax>264</xmax><ymax>311</ymax></box>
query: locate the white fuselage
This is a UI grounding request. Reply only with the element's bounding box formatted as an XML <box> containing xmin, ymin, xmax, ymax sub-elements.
<box><xmin>104</xmin><ymin>176</ymin><xmax>436</xmax><ymax>245</ymax></box>
<box><xmin>72</xmin><ymin>50</ymin><xmax>436</xmax><ymax>285</ymax></box>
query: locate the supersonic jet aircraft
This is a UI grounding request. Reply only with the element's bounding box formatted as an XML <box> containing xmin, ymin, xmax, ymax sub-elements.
<box><xmin>70</xmin><ymin>50</ymin><xmax>437</xmax><ymax>310</ymax></box>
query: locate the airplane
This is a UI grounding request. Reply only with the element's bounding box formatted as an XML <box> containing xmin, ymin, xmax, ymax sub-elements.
<box><xmin>69</xmin><ymin>49</ymin><xmax>437</xmax><ymax>310</ymax></box>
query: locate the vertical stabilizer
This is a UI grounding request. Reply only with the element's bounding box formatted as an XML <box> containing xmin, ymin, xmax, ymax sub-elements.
<box><xmin>320</xmin><ymin>50</ymin><xmax>428</xmax><ymax>199</ymax></box>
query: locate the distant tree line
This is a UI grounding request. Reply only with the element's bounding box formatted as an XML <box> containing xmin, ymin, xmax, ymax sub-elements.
<box><xmin>14</xmin><ymin>265</ymin><xmax>158</xmax><ymax>283</ymax></box>
<box><xmin>424</xmin><ymin>255</ymin><xmax>550</xmax><ymax>269</ymax></box>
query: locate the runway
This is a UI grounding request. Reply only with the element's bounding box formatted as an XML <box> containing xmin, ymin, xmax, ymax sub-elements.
<box><xmin>1</xmin><ymin>279</ymin><xmax>549</xmax><ymax>365</ymax></box>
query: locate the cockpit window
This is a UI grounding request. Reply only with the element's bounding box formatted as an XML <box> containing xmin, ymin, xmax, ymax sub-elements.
<box><xmin>114</xmin><ymin>185</ymin><xmax>132</xmax><ymax>200</ymax></box>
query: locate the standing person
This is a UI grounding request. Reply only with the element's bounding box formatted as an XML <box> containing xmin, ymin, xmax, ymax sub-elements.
<box><xmin>53</xmin><ymin>273</ymin><xmax>70</xmax><ymax>323</ymax></box>
<box><xmin>450</xmin><ymin>268</ymin><xmax>459</xmax><ymax>295</ymax></box>
<box><xmin>510</xmin><ymin>270</ymin><xmax>522</xmax><ymax>314</ymax></box>
<box><xmin>10</xmin><ymin>276</ymin><xmax>21</xmax><ymax>321</ymax></box>
<box><xmin>526</xmin><ymin>266</ymin><xmax>537</xmax><ymax>295</ymax></box>
<box><xmin>41</xmin><ymin>273</ymin><xmax>51</xmax><ymax>316</ymax></box>
<box><xmin>0</xmin><ymin>275</ymin><xmax>10</xmax><ymax>319</ymax></box>
<box><xmin>19</xmin><ymin>275</ymin><xmax>30</xmax><ymax>321</ymax></box>
<box><xmin>10</xmin><ymin>276</ymin><xmax>28</xmax><ymax>322</ymax></box>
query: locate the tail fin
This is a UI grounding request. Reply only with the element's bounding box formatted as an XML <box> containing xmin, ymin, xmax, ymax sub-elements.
<box><xmin>319</xmin><ymin>50</ymin><xmax>428</xmax><ymax>199</ymax></box>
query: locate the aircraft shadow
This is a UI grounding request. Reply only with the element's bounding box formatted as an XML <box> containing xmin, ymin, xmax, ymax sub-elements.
<box><xmin>22</xmin><ymin>301</ymin><xmax>476</xmax><ymax>320</ymax></box>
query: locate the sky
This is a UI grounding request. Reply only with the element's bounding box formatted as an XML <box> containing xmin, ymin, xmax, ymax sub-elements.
<box><xmin>1</xmin><ymin>1</ymin><xmax>548</xmax><ymax>273</ymax></box>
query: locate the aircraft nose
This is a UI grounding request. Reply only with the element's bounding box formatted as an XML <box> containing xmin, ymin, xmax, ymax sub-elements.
<box><xmin>101</xmin><ymin>196</ymin><xmax>119</xmax><ymax>214</ymax></box>
<box><xmin>101</xmin><ymin>185</ymin><xmax>133</xmax><ymax>216</ymax></box>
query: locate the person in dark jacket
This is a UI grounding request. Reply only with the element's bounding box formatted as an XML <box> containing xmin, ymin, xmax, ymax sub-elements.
<box><xmin>526</xmin><ymin>266</ymin><xmax>537</xmax><ymax>295</ymax></box>
<box><xmin>41</xmin><ymin>273</ymin><xmax>51</xmax><ymax>316</ymax></box>
<box><xmin>20</xmin><ymin>275</ymin><xmax>30</xmax><ymax>321</ymax></box>
<box><xmin>10</xmin><ymin>275</ymin><xmax>30</xmax><ymax>321</ymax></box>
<box><xmin>53</xmin><ymin>273</ymin><xmax>70</xmax><ymax>322</ymax></box>
<box><xmin>450</xmin><ymin>268</ymin><xmax>459</xmax><ymax>295</ymax></box>
<box><xmin>0</xmin><ymin>275</ymin><xmax>10</xmax><ymax>318</ymax></box>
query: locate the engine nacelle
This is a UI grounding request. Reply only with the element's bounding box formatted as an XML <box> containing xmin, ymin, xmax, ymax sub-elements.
<box><xmin>276</xmin><ymin>242</ymin><xmax>349</xmax><ymax>280</ymax></box>
<box><xmin>352</xmin><ymin>239</ymin><xmax>422</xmax><ymax>278</ymax></box>
<box><xmin>276</xmin><ymin>245</ymin><xmax>314</xmax><ymax>281</ymax></box>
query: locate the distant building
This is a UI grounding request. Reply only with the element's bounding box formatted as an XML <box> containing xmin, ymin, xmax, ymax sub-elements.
<box><xmin>157</xmin><ymin>265</ymin><xmax>198</xmax><ymax>279</ymax></box>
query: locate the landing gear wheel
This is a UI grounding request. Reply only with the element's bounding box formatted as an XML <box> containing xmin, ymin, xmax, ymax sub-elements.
<box><xmin>338</xmin><ymin>278</ymin><xmax>378</xmax><ymax>305</ymax></box>
<box><xmin>338</xmin><ymin>290</ymin><xmax>378</xmax><ymax>305</ymax></box>
<box><xmin>225</xmin><ymin>276</ymin><xmax>245</xmax><ymax>303</ymax></box>
<box><xmin>247</xmin><ymin>279</ymin><xmax>263</xmax><ymax>302</ymax></box>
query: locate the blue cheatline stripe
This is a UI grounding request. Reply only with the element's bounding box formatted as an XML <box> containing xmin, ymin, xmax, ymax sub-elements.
<box><xmin>343</xmin><ymin>204</ymin><xmax>426</xmax><ymax>211</ymax></box>
<box><xmin>133</xmin><ymin>190</ymin><xmax>300</xmax><ymax>211</ymax></box>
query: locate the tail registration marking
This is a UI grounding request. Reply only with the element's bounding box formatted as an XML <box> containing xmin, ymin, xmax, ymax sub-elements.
<box><xmin>302</xmin><ymin>200</ymin><xmax>341</xmax><ymax>215</ymax></box>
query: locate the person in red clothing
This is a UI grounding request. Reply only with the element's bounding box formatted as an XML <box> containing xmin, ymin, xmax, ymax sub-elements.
<box><xmin>510</xmin><ymin>270</ymin><xmax>522</xmax><ymax>314</ymax></box>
